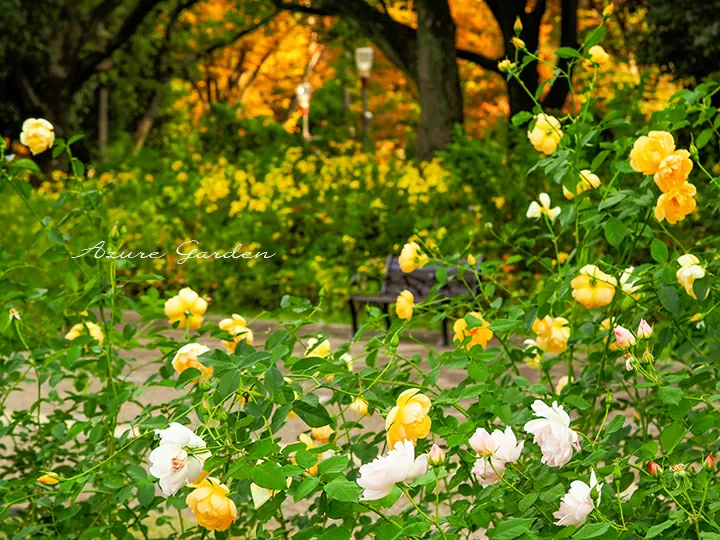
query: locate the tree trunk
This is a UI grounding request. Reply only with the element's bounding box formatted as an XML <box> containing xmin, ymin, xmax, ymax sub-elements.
<box><xmin>414</xmin><ymin>0</ymin><xmax>464</xmax><ymax>161</ymax></box>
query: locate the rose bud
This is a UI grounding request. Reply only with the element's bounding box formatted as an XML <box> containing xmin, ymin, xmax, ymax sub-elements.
<box><xmin>705</xmin><ymin>455</ymin><xmax>716</xmax><ymax>470</ymax></box>
<box><xmin>648</xmin><ymin>461</ymin><xmax>663</xmax><ymax>477</ymax></box>
<box><xmin>428</xmin><ymin>444</ymin><xmax>445</xmax><ymax>466</ymax></box>
<box><xmin>614</xmin><ymin>325</ymin><xmax>636</xmax><ymax>349</ymax></box>
<box><xmin>637</xmin><ymin>319</ymin><xmax>653</xmax><ymax>339</ymax></box>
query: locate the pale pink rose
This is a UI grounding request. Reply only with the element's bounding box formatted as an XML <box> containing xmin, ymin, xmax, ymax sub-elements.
<box><xmin>554</xmin><ymin>470</ymin><xmax>602</xmax><ymax>526</ymax></box>
<box><xmin>524</xmin><ymin>400</ymin><xmax>580</xmax><ymax>468</ymax></box>
<box><xmin>356</xmin><ymin>440</ymin><xmax>428</xmax><ymax>501</ymax></box>
<box><xmin>637</xmin><ymin>319</ymin><xmax>653</xmax><ymax>339</ymax></box>
<box><xmin>472</xmin><ymin>457</ymin><xmax>506</xmax><ymax>487</ymax></box>
<box><xmin>613</xmin><ymin>325</ymin><xmax>636</xmax><ymax>349</ymax></box>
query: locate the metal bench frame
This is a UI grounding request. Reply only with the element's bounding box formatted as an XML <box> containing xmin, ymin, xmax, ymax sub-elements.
<box><xmin>348</xmin><ymin>255</ymin><xmax>478</xmax><ymax>345</ymax></box>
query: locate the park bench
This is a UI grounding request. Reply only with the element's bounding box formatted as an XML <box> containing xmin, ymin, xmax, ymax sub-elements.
<box><xmin>348</xmin><ymin>255</ymin><xmax>479</xmax><ymax>345</ymax></box>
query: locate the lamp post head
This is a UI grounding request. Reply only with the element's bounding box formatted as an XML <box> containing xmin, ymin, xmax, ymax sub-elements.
<box><xmin>296</xmin><ymin>82</ymin><xmax>312</xmax><ymax>112</ymax></box>
<box><xmin>355</xmin><ymin>47</ymin><xmax>374</xmax><ymax>79</ymax></box>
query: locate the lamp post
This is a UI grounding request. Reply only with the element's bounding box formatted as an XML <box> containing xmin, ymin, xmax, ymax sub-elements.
<box><xmin>355</xmin><ymin>47</ymin><xmax>374</xmax><ymax>151</ymax></box>
<box><xmin>296</xmin><ymin>82</ymin><xmax>312</xmax><ymax>141</ymax></box>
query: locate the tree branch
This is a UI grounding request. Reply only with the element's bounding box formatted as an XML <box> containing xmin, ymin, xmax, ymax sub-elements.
<box><xmin>75</xmin><ymin>0</ymin><xmax>166</xmax><ymax>91</ymax></box>
<box><xmin>457</xmin><ymin>48</ymin><xmax>502</xmax><ymax>73</ymax></box>
<box><xmin>179</xmin><ymin>12</ymin><xmax>279</xmax><ymax>69</ymax></box>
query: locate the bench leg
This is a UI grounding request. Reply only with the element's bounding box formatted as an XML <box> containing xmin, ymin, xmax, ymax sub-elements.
<box><xmin>384</xmin><ymin>303</ymin><xmax>392</xmax><ymax>331</ymax></box>
<box><xmin>442</xmin><ymin>318</ymin><xmax>450</xmax><ymax>347</ymax></box>
<box><xmin>349</xmin><ymin>299</ymin><xmax>359</xmax><ymax>338</ymax></box>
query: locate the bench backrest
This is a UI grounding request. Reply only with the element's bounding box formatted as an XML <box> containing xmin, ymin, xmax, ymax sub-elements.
<box><xmin>381</xmin><ymin>255</ymin><xmax>478</xmax><ymax>299</ymax></box>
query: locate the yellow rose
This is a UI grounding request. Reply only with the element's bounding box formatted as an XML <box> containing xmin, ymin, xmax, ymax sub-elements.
<box><xmin>38</xmin><ymin>473</ymin><xmax>60</xmax><ymax>486</ymax></box>
<box><xmin>654</xmin><ymin>150</ymin><xmax>693</xmax><ymax>192</ymax></box>
<box><xmin>20</xmin><ymin>118</ymin><xmax>54</xmax><ymax>155</ymax></box>
<box><xmin>453</xmin><ymin>312</ymin><xmax>493</xmax><ymax>350</ymax></box>
<box><xmin>654</xmin><ymin>183</ymin><xmax>697</xmax><ymax>225</ymax></box>
<box><xmin>65</xmin><ymin>322</ymin><xmax>104</xmax><ymax>344</ymax></box>
<box><xmin>584</xmin><ymin>45</ymin><xmax>610</xmax><ymax>69</ymax></box>
<box><xmin>498</xmin><ymin>59</ymin><xmax>515</xmax><ymax>72</ymax></box>
<box><xmin>311</xmin><ymin>425</ymin><xmax>335</xmax><ymax>445</ymax></box>
<box><xmin>528</xmin><ymin>114</ymin><xmax>563</xmax><ymax>155</ymax></box>
<box><xmin>511</xmin><ymin>37</ymin><xmax>526</xmax><ymax>49</ymax></box>
<box><xmin>629</xmin><ymin>131</ymin><xmax>675</xmax><ymax>175</ymax></box>
<box><xmin>349</xmin><ymin>396</ymin><xmax>369</xmax><ymax>417</ymax></box>
<box><xmin>218</xmin><ymin>314</ymin><xmax>254</xmax><ymax>352</ymax></box>
<box><xmin>386</xmin><ymin>388</ymin><xmax>432</xmax><ymax>448</ymax></box>
<box><xmin>395</xmin><ymin>290</ymin><xmax>414</xmax><ymax>320</ymax></box>
<box><xmin>571</xmin><ymin>264</ymin><xmax>617</xmax><ymax>308</ymax></box>
<box><xmin>186</xmin><ymin>477</ymin><xmax>237</xmax><ymax>532</ymax></box>
<box><xmin>532</xmin><ymin>316</ymin><xmax>570</xmax><ymax>353</ymax></box>
<box><xmin>305</xmin><ymin>337</ymin><xmax>331</xmax><ymax>358</ymax></box>
<box><xmin>164</xmin><ymin>287</ymin><xmax>208</xmax><ymax>329</ymax></box>
<box><xmin>398</xmin><ymin>242</ymin><xmax>429</xmax><ymax>273</ymax></box>
<box><xmin>172</xmin><ymin>343</ymin><xmax>212</xmax><ymax>382</ymax></box>
<box><xmin>677</xmin><ymin>254</ymin><xmax>706</xmax><ymax>299</ymax></box>
<box><xmin>562</xmin><ymin>170</ymin><xmax>601</xmax><ymax>200</ymax></box>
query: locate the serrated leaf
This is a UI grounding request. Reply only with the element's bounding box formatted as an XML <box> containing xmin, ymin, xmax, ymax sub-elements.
<box><xmin>293</xmin><ymin>476</ymin><xmax>320</xmax><ymax>502</ymax></box>
<box><xmin>650</xmin><ymin>238</ymin><xmax>668</xmax><ymax>263</ymax></box>
<box><xmin>660</xmin><ymin>421</ymin><xmax>686</xmax><ymax>454</ymax></box>
<box><xmin>574</xmin><ymin>523</ymin><xmax>611</xmax><ymax>539</ymax></box>
<box><xmin>604</xmin><ymin>218</ymin><xmax>627</xmax><ymax>247</ymax></box>
<box><xmin>318</xmin><ymin>455</ymin><xmax>349</xmax><ymax>476</ymax></box>
<box><xmin>659</xmin><ymin>286</ymin><xmax>680</xmax><ymax>316</ymax></box>
<box><xmin>251</xmin><ymin>462</ymin><xmax>288</xmax><ymax>491</ymax></box>
<box><xmin>323</xmin><ymin>476</ymin><xmax>362</xmax><ymax>502</ymax></box>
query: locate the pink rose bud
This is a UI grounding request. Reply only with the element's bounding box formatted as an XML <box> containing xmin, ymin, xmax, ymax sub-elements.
<box><xmin>637</xmin><ymin>319</ymin><xmax>653</xmax><ymax>339</ymax></box>
<box><xmin>648</xmin><ymin>461</ymin><xmax>663</xmax><ymax>477</ymax></box>
<box><xmin>428</xmin><ymin>444</ymin><xmax>445</xmax><ymax>466</ymax></box>
<box><xmin>705</xmin><ymin>455</ymin><xmax>716</xmax><ymax>470</ymax></box>
<box><xmin>614</xmin><ymin>325</ymin><xmax>636</xmax><ymax>349</ymax></box>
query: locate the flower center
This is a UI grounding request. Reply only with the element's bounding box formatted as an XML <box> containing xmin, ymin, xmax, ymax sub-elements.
<box><xmin>171</xmin><ymin>455</ymin><xmax>187</xmax><ymax>472</ymax></box>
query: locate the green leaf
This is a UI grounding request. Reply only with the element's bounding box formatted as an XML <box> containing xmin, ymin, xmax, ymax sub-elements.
<box><xmin>488</xmin><ymin>319</ymin><xmax>523</xmax><ymax>333</ymax></box>
<box><xmin>251</xmin><ymin>462</ymin><xmax>289</xmax><ymax>491</ymax></box>
<box><xmin>660</xmin><ymin>422</ymin><xmax>686</xmax><ymax>454</ymax></box>
<box><xmin>645</xmin><ymin>520</ymin><xmax>676</xmax><ymax>538</ymax></box>
<box><xmin>650</xmin><ymin>238</ymin><xmax>669</xmax><ymax>263</ymax></box>
<box><xmin>574</xmin><ymin>523</ymin><xmax>611</xmax><ymax>539</ymax></box>
<box><xmin>292</xmin><ymin>398</ymin><xmax>333</xmax><ymax>428</ymax></box>
<box><xmin>511</xmin><ymin>111</ymin><xmax>533</xmax><ymax>127</ymax></box>
<box><xmin>293</xmin><ymin>476</ymin><xmax>320</xmax><ymax>502</ymax></box>
<box><xmin>323</xmin><ymin>476</ymin><xmax>362</xmax><ymax>502</ymax></box>
<box><xmin>318</xmin><ymin>455</ymin><xmax>349</xmax><ymax>476</ymax></box>
<box><xmin>489</xmin><ymin>517</ymin><xmax>534</xmax><ymax>540</ymax></box>
<box><xmin>659</xmin><ymin>286</ymin><xmax>680</xmax><ymax>316</ymax></box>
<box><xmin>658</xmin><ymin>386</ymin><xmax>683</xmax><ymax>406</ymax></box>
<box><xmin>636</xmin><ymin>441</ymin><xmax>658</xmax><ymax>460</ymax></box>
<box><xmin>295</xmin><ymin>447</ymin><xmax>317</xmax><ymax>469</ymax></box>
<box><xmin>604</xmin><ymin>414</ymin><xmax>625</xmax><ymax>435</ymax></box>
<box><xmin>176</xmin><ymin>367</ymin><xmax>202</xmax><ymax>387</ymax></box>
<box><xmin>137</xmin><ymin>483</ymin><xmax>155</xmax><ymax>507</ymax></box>
<box><xmin>696</xmin><ymin>128</ymin><xmax>713</xmax><ymax>149</ymax></box>
<box><xmin>604</xmin><ymin>218</ymin><xmax>627</xmax><ymax>247</ymax></box>
<box><xmin>9</xmin><ymin>158</ymin><xmax>43</xmax><ymax>177</ymax></box>
<box><xmin>318</xmin><ymin>526</ymin><xmax>352</xmax><ymax>540</ymax></box>
<box><xmin>700</xmin><ymin>533</ymin><xmax>720</xmax><ymax>540</ymax></box>
<box><xmin>555</xmin><ymin>47</ymin><xmax>581</xmax><ymax>58</ymax></box>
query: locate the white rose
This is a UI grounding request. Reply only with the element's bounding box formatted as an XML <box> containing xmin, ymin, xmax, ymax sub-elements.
<box><xmin>469</xmin><ymin>426</ymin><xmax>523</xmax><ymax>486</ymax></box>
<box><xmin>20</xmin><ymin>118</ymin><xmax>55</xmax><ymax>155</ymax></box>
<box><xmin>356</xmin><ymin>439</ymin><xmax>428</xmax><ymax>501</ymax></box>
<box><xmin>554</xmin><ymin>470</ymin><xmax>602</xmax><ymax>526</ymax></box>
<box><xmin>524</xmin><ymin>400</ymin><xmax>580</xmax><ymax>468</ymax></box>
<box><xmin>148</xmin><ymin>423</ymin><xmax>210</xmax><ymax>496</ymax></box>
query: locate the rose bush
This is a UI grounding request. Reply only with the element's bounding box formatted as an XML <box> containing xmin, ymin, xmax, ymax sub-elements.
<box><xmin>4</xmin><ymin>12</ymin><xmax>720</xmax><ymax>540</ymax></box>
